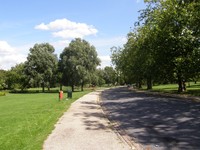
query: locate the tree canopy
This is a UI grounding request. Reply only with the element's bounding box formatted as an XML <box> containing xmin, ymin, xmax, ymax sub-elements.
<box><xmin>59</xmin><ymin>38</ymin><xmax>100</xmax><ymax>91</ymax></box>
<box><xmin>111</xmin><ymin>0</ymin><xmax>200</xmax><ymax>92</ymax></box>
<box><xmin>24</xmin><ymin>43</ymin><xmax>58</xmax><ymax>92</ymax></box>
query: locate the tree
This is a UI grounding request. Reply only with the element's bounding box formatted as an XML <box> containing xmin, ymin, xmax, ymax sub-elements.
<box><xmin>5</xmin><ymin>63</ymin><xmax>28</xmax><ymax>90</ymax></box>
<box><xmin>24</xmin><ymin>43</ymin><xmax>58</xmax><ymax>92</ymax></box>
<box><xmin>95</xmin><ymin>69</ymin><xmax>105</xmax><ymax>86</ymax></box>
<box><xmin>59</xmin><ymin>38</ymin><xmax>100</xmax><ymax>92</ymax></box>
<box><xmin>110</xmin><ymin>46</ymin><xmax>125</xmax><ymax>85</ymax></box>
<box><xmin>103</xmin><ymin>66</ymin><xmax>116</xmax><ymax>86</ymax></box>
<box><xmin>0</xmin><ymin>69</ymin><xmax>7</xmax><ymax>90</ymax></box>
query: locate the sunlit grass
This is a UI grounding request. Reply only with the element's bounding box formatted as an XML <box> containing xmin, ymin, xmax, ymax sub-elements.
<box><xmin>148</xmin><ymin>82</ymin><xmax>200</xmax><ymax>96</ymax></box>
<box><xmin>0</xmin><ymin>90</ymin><xmax>91</xmax><ymax>150</ymax></box>
<box><xmin>151</xmin><ymin>84</ymin><xmax>178</xmax><ymax>93</ymax></box>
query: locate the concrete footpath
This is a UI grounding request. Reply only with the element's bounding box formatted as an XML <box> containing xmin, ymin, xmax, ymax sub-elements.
<box><xmin>43</xmin><ymin>91</ymin><xmax>132</xmax><ymax>150</ymax></box>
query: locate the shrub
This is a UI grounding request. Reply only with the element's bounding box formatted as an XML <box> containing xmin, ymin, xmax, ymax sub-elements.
<box><xmin>0</xmin><ymin>92</ymin><xmax>6</xmax><ymax>96</ymax></box>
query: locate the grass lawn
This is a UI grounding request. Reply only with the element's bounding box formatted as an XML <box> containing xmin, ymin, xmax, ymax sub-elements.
<box><xmin>145</xmin><ymin>82</ymin><xmax>200</xmax><ymax>96</ymax></box>
<box><xmin>151</xmin><ymin>84</ymin><xmax>178</xmax><ymax>93</ymax></box>
<box><xmin>0</xmin><ymin>90</ymin><xmax>91</xmax><ymax>150</ymax></box>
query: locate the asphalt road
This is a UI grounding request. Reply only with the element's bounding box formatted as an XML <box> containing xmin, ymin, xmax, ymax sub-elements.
<box><xmin>100</xmin><ymin>87</ymin><xmax>200</xmax><ymax>150</ymax></box>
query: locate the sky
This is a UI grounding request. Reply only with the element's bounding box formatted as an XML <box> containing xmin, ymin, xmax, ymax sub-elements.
<box><xmin>0</xmin><ymin>0</ymin><xmax>146</xmax><ymax>70</ymax></box>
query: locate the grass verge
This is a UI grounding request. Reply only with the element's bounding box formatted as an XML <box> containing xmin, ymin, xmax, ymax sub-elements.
<box><xmin>0</xmin><ymin>90</ymin><xmax>91</xmax><ymax>150</ymax></box>
<box><xmin>142</xmin><ymin>82</ymin><xmax>200</xmax><ymax>97</ymax></box>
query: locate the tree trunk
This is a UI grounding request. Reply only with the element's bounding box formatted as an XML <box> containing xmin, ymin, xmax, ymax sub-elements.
<box><xmin>60</xmin><ymin>84</ymin><xmax>62</xmax><ymax>91</ymax></box>
<box><xmin>178</xmin><ymin>74</ymin><xmax>184</xmax><ymax>92</ymax></box>
<box><xmin>178</xmin><ymin>80</ymin><xmax>183</xmax><ymax>92</ymax></box>
<box><xmin>42</xmin><ymin>85</ymin><xmax>45</xmax><ymax>93</ymax></box>
<box><xmin>147</xmin><ymin>77</ymin><xmax>152</xmax><ymax>90</ymax></box>
<box><xmin>138</xmin><ymin>81</ymin><xmax>142</xmax><ymax>89</ymax></box>
<box><xmin>47</xmin><ymin>82</ymin><xmax>50</xmax><ymax>91</ymax></box>
<box><xmin>42</xmin><ymin>81</ymin><xmax>45</xmax><ymax>92</ymax></box>
<box><xmin>136</xmin><ymin>80</ymin><xmax>142</xmax><ymax>89</ymax></box>
<box><xmin>183</xmin><ymin>80</ymin><xmax>186</xmax><ymax>91</ymax></box>
<box><xmin>188</xmin><ymin>82</ymin><xmax>190</xmax><ymax>87</ymax></box>
<box><xmin>71</xmin><ymin>84</ymin><xmax>74</xmax><ymax>92</ymax></box>
<box><xmin>81</xmin><ymin>82</ymin><xmax>84</xmax><ymax>91</ymax></box>
<box><xmin>139</xmin><ymin>82</ymin><xmax>142</xmax><ymax>88</ymax></box>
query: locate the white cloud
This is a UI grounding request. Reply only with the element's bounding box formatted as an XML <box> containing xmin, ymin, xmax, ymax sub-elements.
<box><xmin>52</xmin><ymin>29</ymin><xmax>84</xmax><ymax>39</ymax></box>
<box><xmin>35</xmin><ymin>23</ymin><xmax>49</xmax><ymax>30</ymax></box>
<box><xmin>0</xmin><ymin>41</ymin><xmax>14</xmax><ymax>55</ymax></box>
<box><xmin>0</xmin><ymin>41</ymin><xmax>27</xmax><ymax>70</ymax></box>
<box><xmin>99</xmin><ymin>55</ymin><xmax>111</xmax><ymax>62</ymax></box>
<box><xmin>35</xmin><ymin>18</ymin><xmax>98</xmax><ymax>39</ymax></box>
<box><xmin>99</xmin><ymin>55</ymin><xmax>112</xmax><ymax>68</ymax></box>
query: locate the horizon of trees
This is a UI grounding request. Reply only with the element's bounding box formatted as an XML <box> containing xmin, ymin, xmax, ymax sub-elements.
<box><xmin>0</xmin><ymin>38</ymin><xmax>119</xmax><ymax>92</ymax></box>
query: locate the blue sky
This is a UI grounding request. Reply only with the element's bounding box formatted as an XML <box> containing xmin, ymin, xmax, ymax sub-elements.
<box><xmin>0</xmin><ymin>0</ymin><xmax>146</xmax><ymax>70</ymax></box>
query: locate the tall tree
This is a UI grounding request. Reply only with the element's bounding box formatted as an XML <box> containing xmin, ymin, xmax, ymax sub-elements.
<box><xmin>24</xmin><ymin>43</ymin><xmax>58</xmax><ymax>92</ymax></box>
<box><xmin>59</xmin><ymin>38</ymin><xmax>100</xmax><ymax>92</ymax></box>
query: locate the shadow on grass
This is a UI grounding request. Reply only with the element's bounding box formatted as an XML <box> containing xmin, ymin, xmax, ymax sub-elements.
<box><xmin>9</xmin><ymin>89</ymin><xmax>90</xmax><ymax>94</ymax></box>
<box><xmin>185</xmin><ymin>89</ymin><xmax>200</xmax><ymax>96</ymax></box>
<box><xmin>9</xmin><ymin>89</ymin><xmax>59</xmax><ymax>94</ymax></box>
<box><xmin>187</xmin><ymin>83</ymin><xmax>200</xmax><ymax>88</ymax></box>
<box><xmin>152</xmin><ymin>87</ymin><xmax>200</xmax><ymax>97</ymax></box>
<box><xmin>101</xmin><ymin>87</ymin><xmax>200</xmax><ymax>150</ymax></box>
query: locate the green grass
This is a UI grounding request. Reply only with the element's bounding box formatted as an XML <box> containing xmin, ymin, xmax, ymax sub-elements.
<box><xmin>0</xmin><ymin>90</ymin><xmax>91</xmax><ymax>150</ymax></box>
<box><xmin>183</xmin><ymin>82</ymin><xmax>200</xmax><ymax>96</ymax></box>
<box><xmin>10</xmin><ymin>86</ymin><xmax>72</xmax><ymax>94</ymax></box>
<box><xmin>145</xmin><ymin>82</ymin><xmax>200</xmax><ymax>96</ymax></box>
<box><xmin>151</xmin><ymin>84</ymin><xmax>178</xmax><ymax>93</ymax></box>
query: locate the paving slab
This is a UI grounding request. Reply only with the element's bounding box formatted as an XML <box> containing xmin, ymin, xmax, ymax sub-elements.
<box><xmin>43</xmin><ymin>91</ymin><xmax>132</xmax><ymax>150</ymax></box>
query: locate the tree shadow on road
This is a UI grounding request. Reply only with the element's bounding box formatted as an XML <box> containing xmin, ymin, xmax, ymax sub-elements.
<box><xmin>101</xmin><ymin>87</ymin><xmax>200</xmax><ymax>150</ymax></box>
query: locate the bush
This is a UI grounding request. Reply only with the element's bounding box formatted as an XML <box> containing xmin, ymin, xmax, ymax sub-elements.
<box><xmin>0</xmin><ymin>92</ymin><xmax>6</xmax><ymax>96</ymax></box>
<box><xmin>9</xmin><ymin>90</ymin><xmax>29</xmax><ymax>93</ymax></box>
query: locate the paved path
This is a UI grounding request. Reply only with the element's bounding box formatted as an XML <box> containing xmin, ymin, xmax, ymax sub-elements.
<box><xmin>43</xmin><ymin>91</ymin><xmax>131</xmax><ymax>150</ymax></box>
<box><xmin>101</xmin><ymin>87</ymin><xmax>200</xmax><ymax>150</ymax></box>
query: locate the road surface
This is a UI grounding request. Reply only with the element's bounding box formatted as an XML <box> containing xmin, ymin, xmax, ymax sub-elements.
<box><xmin>101</xmin><ymin>87</ymin><xmax>200</xmax><ymax>150</ymax></box>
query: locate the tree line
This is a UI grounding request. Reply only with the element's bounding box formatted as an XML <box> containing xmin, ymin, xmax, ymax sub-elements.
<box><xmin>0</xmin><ymin>38</ymin><xmax>117</xmax><ymax>92</ymax></box>
<box><xmin>111</xmin><ymin>0</ymin><xmax>200</xmax><ymax>92</ymax></box>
